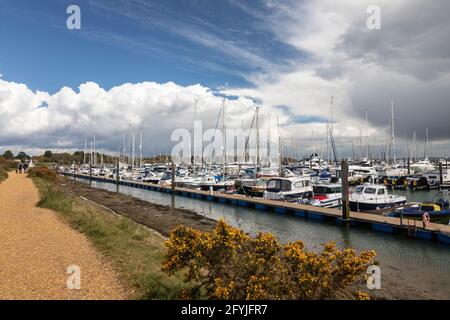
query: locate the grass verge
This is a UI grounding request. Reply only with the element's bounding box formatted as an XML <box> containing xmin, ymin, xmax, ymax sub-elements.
<box><xmin>0</xmin><ymin>167</ymin><xmax>7</xmax><ymax>183</ymax></box>
<box><xmin>32</xmin><ymin>176</ymin><xmax>187</xmax><ymax>299</ymax></box>
<box><xmin>0</xmin><ymin>157</ymin><xmax>16</xmax><ymax>183</ymax></box>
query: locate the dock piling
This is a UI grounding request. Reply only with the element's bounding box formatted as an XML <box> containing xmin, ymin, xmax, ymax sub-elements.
<box><xmin>116</xmin><ymin>161</ymin><xmax>119</xmax><ymax>192</ymax></box>
<box><xmin>171</xmin><ymin>162</ymin><xmax>176</xmax><ymax>193</ymax></box>
<box><xmin>341</xmin><ymin>160</ymin><xmax>350</xmax><ymax>222</ymax></box>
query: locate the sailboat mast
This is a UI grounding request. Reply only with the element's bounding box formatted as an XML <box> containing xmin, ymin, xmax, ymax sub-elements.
<box><xmin>268</xmin><ymin>116</ymin><xmax>272</xmax><ymax>167</ymax></box>
<box><xmin>359</xmin><ymin>128</ymin><xmax>362</xmax><ymax>161</ymax></box>
<box><xmin>83</xmin><ymin>138</ymin><xmax>87</xmax><ymax>165</ymax></box>
<box><xmin>277</xmin><ymin>116</ymin><xmax>282</xmax><ymax>176</ymax></box>
<box><xmin>256</xmin><ymin>106</ymin><xmax>260</xmax><ymax>169</ymax></box>
<box><xmin>391</xmin><ymin>100</ymin><xmax>396</xmax><ymax>163</ymax></box>
<box><xmin>139</xmin><ymin>128</ymin><xmax>143</xmax><ymax>167</ymax></box>
<box><xmin>365</xmin><ymin>112</ymin><xmax>369</xmax><ymax>159</ymax></box>
<box><xmin>90</xmin><ymin>139</ymin><xmax>93</xmax><ymax>166</ymax></box>
<box><xmin>327</xmin><ymin>97</ymin><xmax>334</xmax><ymax>163</ymax></box>
<box><xmin>193</xmin><ymin>99</ymin><xmax>197</xmax><ymax>178</ymax></box>
<box><xmin>222</xmin><ymin>99</ymin><xmax>226</xmax><ymax>181</ymax></box>
<box><xmin>312</xmin><ymin>131</ymin><xmax>316</xmax><ymax>157</ymax></box>
<box><xmin>94</xmin><ymin>135</ymin><xmax>97</xmax><ymax>166</ymax></box>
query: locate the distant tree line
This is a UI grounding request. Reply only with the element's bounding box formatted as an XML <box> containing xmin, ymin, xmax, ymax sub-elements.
<box><xmin>1</xmin><ymin>150</ymin><xmax>116</xmax><ymax>165</ymax></box>
<box><xmin>2</xmin><ymin>150</ymin><xmax>31</xmax><ymax>161</ymax></box>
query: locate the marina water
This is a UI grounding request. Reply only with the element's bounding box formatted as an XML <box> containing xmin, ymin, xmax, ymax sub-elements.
<box><xmin>79</xmin><ymin>178</ymin><xmax>450</xmax><ymax>299</ymax></box>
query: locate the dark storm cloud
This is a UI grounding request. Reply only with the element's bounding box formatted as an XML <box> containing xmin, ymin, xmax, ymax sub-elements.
<box><xmin>332</xmin><ymin>0</ymin><xmax>450</xmax><ymax>141</ymax></box>
<box><xmin>339</xmin><ymin>0</ymin><xmax>450</xmax><ymax>81</ymax></box>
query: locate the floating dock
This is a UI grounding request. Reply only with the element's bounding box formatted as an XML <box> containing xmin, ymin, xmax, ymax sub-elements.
<box><xmin>64</xmin><ymin>173</ymin><xmax>450</xmax><ymax>246</ymax></box>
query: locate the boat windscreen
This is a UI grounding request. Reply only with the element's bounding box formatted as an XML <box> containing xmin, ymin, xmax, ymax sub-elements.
<box><xmin>267</xmin><ymin>179</ymin><xmax>291</xmax><ymax>192</ymax></box>
<box><xmin>354</xmin><ymin>186</ymin><xmax>363</xmax><ymax>194</ymax></box>
<box><xmin>364</xmin><ymin>187</ymin><xmax>376</xmax><ymax>194</ymax></box>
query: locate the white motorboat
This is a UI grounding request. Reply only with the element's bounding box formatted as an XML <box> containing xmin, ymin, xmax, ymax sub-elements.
<box><xmin>263</xmin><ymin>177</ymin><xmax>313</xmax><ymax>202</ymax></box>
<box><xmin>410</xmin><ymin>158</ymin><xmax>435</xmax><ymax>173</ymax></box>
<box><xmin>308</xmin><ymin>184</ymin><xmax>342</xmax><ymax>208</ymax></box>
<box><xmin>349</xmin><ymin>183</ymin><xmax>407</xmax><ymax>212</ymax></box>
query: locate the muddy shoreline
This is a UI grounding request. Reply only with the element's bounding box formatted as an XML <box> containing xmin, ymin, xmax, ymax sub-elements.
<box><xmin>60</xmin><ymin>178</ymin><xmax>216</xmax><ymax>237</ymax></box>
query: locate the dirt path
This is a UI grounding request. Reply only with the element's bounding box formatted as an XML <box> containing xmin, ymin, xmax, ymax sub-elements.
<box><xmin>0</xmin><ymin>172</ymin><xmax>126</xmax><ymax>300</ymax></box>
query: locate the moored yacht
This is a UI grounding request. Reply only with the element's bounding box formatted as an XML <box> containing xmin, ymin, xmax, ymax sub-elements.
<box><xmin>410</xmin><ymin>158</ymin><xmax>435</xmax><ymax>173</ymax></box>
<box><xmin>263</xmin><ymin>176</ymin><xmax>313</xmax><ymax>202</ymax></box>
<box><xmin>349</xmin><ymin>183</ymin><xmax>407</xmax><ymax>212</ymax></box>
<box><xmin>308</xmin><ymin>184</ymin><xmax>342</xmax><ymax>208</ymax></box>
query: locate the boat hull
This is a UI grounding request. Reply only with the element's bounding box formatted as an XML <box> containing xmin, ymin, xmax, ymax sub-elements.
<box><xmin>349</xmin><ymin>199</ymin><xmax>407</xmax><ymax>212</ymax></box>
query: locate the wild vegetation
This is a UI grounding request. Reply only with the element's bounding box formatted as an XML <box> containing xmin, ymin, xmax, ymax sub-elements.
<box><xmin>30</xmin><ymin>169</ymin><xmax>187</xmax><ymax>299</ymax></box>
<box><xmin>0</xmin><ymin>156</ymin><xmax>16</xmax><ymax>183</ymax></box>
<box><xmin>162</xmin><ymin>221</ymin><xmax>376</xmax><ymax>300</ymax></box>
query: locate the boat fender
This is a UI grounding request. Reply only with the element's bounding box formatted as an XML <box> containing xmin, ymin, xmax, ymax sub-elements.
<box><xmin>422</xmin><ymin>212</ymin><xmax>430</xmax><ymax>228</ymax></box>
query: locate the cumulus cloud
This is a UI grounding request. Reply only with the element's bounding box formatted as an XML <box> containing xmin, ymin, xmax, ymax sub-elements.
<box><xmin>0</xmin><ymin>79</ymin><xmax>285</xmax><ymax>156</ymax></box>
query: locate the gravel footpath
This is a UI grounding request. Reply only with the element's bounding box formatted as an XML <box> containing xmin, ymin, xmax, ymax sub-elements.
<box><xmin>0</xmin><ymin>172</ymin><xmax>126</xmax><ymax>300</ymax></box>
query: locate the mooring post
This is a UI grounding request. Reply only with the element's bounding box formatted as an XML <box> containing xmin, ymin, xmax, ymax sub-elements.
<box><xmin>439</xmin><ymin>162</ymin><xmax>443</xmax><ymax>190</ymax></box>
<box><xmin>407</xmin><ymin>157</ymin><xmax>410</xmax><ymax>175</ymax></box>
<box><xmin>89</xmin><ymin>162</ymin><xmax>92</xmax><ymax>186</ymax></box>
<box><xmin>341</xmin><ymin>160</ymin><xmax>350</xmax><ymax>221</ymax></box>
<box><xmin>116</xmin><ymin>161</ymin><xmax>120</xmax><ymax>192</ymax></box>
<box><xmin>171</xmin><ymin>161</ymin><xmax>176</xmax><ymax>193</ymax></box>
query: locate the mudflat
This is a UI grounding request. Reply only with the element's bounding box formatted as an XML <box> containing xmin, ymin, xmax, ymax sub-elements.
<box><xmin>62</xmin><ymin>179</ymin><xmax>216</xmax><ymax>237</ymax></box>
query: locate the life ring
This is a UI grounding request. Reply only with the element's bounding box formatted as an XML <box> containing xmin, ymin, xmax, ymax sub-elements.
<box><xmin>422</xmin><ymin>212</ymin><xmax>430</xmax><ymax>227</ymax></box>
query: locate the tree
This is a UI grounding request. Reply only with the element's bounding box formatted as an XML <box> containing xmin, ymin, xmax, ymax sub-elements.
<box><xmin>162</xmin><ymin>220</ymin><xmax>376</xmax><ymax>300</ymax></box>
<box><xmin>2</xmin><ymin>150</ymin><xmax>14</xmax><ymax>160</ymax></box>
<box><xmin>43</xmin><ymin>150</ymin><xmax>53</xmax><ymax>159</ymax></box>
<box><xmin>15</xmin><ymin>152</ymin><xmax>30</xmax><ymax>161</ymax></box>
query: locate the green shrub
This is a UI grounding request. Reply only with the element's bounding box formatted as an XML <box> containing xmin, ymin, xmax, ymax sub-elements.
<box><xmin>0</xmin><ymin>156</ymin><xmax>16</xmax><ymax>182</ymax></box>
<box><xmin>162</xmin><ymin>220</ymin><xmax>376</xmax><ymax>300</ymax></box>
<box><xmin>28</xmin><ymin>166</ymin><xmax>57</xmax><ymax>182</ymax></box>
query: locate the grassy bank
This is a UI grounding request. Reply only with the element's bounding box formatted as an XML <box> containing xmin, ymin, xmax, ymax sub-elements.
<box><xmin>0</xmin><ymin>166</ymin><xmax>7</xmax><ymax>183</ymax></box>
<box><xmin>0</xmin><ymin>157</ymin><xmax>16</xmax><ymax>183</ymax></box>
<box><xmin>31</xmin><ymin>176</ymin><xmax>187</xmax><ymax>299</ymax></box>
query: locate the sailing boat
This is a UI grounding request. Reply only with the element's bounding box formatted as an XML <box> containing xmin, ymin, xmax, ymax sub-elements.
<box><xmin>411</xmin><ymin>128</ymin><xmax>435</xmax><ymax>173</ymax></box>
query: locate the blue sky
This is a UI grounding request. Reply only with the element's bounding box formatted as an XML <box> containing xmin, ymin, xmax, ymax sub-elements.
<box><xmin>1</xmin><ymin>0</ymin><xmax>449</xmax><ymax>156</ymax></box>
<box><xmin>0</xmin><ymin>0</ymin><xmax>302</xmax><ymax>93</ymax></box>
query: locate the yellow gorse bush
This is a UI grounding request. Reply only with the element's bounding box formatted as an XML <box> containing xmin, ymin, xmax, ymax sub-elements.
<box><xmin>162</xmin><ymin>220</ymin><xmax>376</xmax><ymax>300</ymax></box>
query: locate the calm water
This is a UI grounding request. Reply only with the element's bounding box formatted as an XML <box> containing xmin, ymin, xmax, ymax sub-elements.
<box><xmin>396</xmin><ymin>189</ymin><xmax>447</xmax><ymax>202</ymax></box>
<box><xmin>79</xmin><ymin>178</ymin><xmax>450</xmax><ymax>298</ymax></box>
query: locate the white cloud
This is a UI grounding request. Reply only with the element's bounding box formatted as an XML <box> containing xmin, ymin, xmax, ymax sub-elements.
<box><xmin>0</xmin><ymin>78</ymin><xmax>287</xmax><ymax>156</ymax></box>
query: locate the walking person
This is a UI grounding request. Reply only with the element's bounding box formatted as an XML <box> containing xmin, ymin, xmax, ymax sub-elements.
<box><xmin>18</xmin><ymin>162</ymin><xmax>23</xmax><ymax>174</ymax></box>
